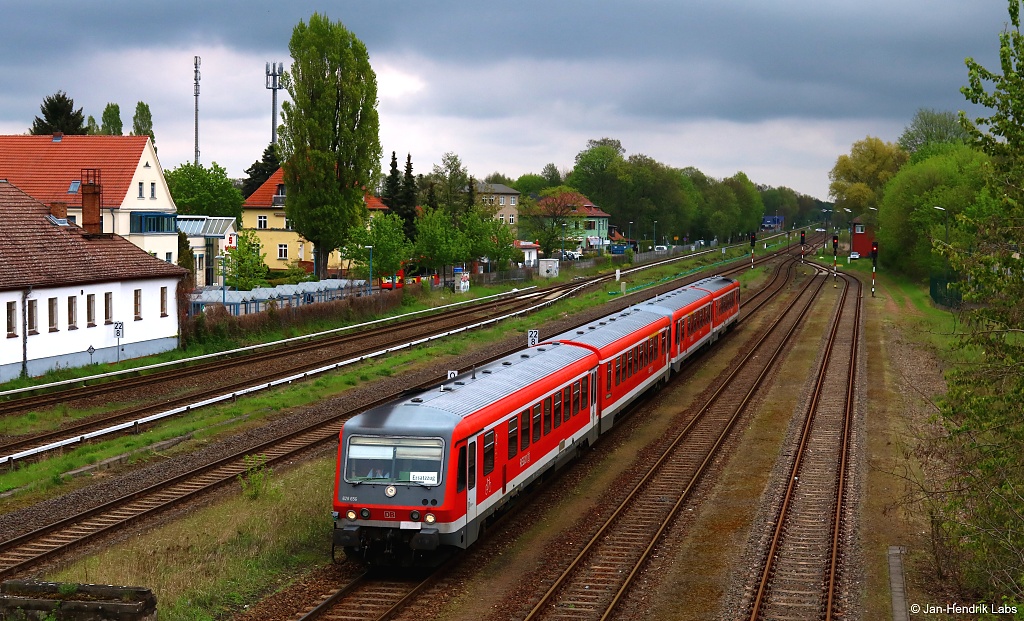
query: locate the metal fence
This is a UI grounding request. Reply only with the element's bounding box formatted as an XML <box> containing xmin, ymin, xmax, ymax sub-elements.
<box><xmin>189</xmin><ymin>278</ymin><xmax>368</xmax><ymax>316</ymax></box>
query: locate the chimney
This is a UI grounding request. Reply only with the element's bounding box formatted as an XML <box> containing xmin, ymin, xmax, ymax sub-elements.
<box><xmin>81</xmin><ymin>169</ymin><xmax>102</xmax><ymax>235</ymax></box>
<box><xmin>50</xmin><ymin>202</ymin><xmax>68</xmax><ymax>219</ymax></box>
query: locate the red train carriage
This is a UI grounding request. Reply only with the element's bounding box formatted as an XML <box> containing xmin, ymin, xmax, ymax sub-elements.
<box><xmin>333</xmin><ymin>342</ymin><xmax>599</xmax><ymax>566</ymax></box>
<box><xmin>640</xmin><ymin>275</ymin><xmax>740</xmax><ymax>373</ymax></box>
<box><xmin>549</xmin><ymin>308</ymin><xmax>671</xmax><ymax>433</ymax></box>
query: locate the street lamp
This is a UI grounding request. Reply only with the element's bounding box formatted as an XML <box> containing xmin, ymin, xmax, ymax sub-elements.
<box><xmin>628</xmin><ymin>221</ymin><xmax>633</xmax><ymax>250</ymax></box>
<box><xmin>365</xmin><ymin>245</ymin><xmax>373</xmax><ymax>296</ymax></box>
<box><xmin>933</xmin><ymin>205</ymin><xmax>948</xmax><ymax>243</ymax></box>
<box><xmin>561</xmin><ymin>222</ymin><xmax>567</xmax><ymax>260</ymax></box>
<box><xmin>653</xmin><ymin>220</ymin><xmax>658</xmax><ymax>252</ymax></box>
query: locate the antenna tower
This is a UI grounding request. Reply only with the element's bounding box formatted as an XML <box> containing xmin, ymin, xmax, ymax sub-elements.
<box><xmin>266</xmin><ymin>61</ymin><xmax>284</xmax><ymax>144</ymax></box>
<box><xmin>194</xmin><ymin>56</ymin><xmax>201</xmax><ymax>165</ymax></box>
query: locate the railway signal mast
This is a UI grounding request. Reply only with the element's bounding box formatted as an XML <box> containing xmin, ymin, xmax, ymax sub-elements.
<box><xmin>800</xmin><ymin>230</ymin><xmax>805</xmax><ymax>263</ymax></box>
<box><xmin>871</xmin><ymin>240</ymin><xmax>879</xmax><ymax>298</ymax></box>
<box><xmin>832</xmin><ymin>234</ymin><xmax>839</xmax><ymax>287</ymax></box>
<box><xmin>750</xmin><ymin>232</ymin><xmax>756</xmax><ymax>269</ymax></box>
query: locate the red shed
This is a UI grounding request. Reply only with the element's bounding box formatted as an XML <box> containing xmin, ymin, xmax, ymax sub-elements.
<box><xmin>851</xmin><ymin>215</ymin><xmax>876</xmax><ymax>256</ymax></box>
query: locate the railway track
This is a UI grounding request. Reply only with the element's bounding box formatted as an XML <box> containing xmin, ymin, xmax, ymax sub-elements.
<box><xmin>0</xmin><ymin>247</ymin><xmax>804</xmax><ymax>583</ymax></box>
<box><xmin>744</xmin><ymin>272</ymin><xmax>862</xmax><ymax>620</ymax></box>
<box><xmin>520</xmin><ymin>263</ymin><xmax>833</xmax><ymax>621</ymax></box>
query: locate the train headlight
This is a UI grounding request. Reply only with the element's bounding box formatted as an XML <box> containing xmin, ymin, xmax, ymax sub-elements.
<box><xmin>346</xmin><ymin>510</ymin><xmax>357</xmax><ymax>521</ymax></box>
<box><xmin>410</xmin><ymin>510</ymin><xmax>421</xmax><ymax>521</ymax></box>
<box><xmin>360</xmin><ymin>508</ymin><xmax>371</xmax><ymax>519</ymax></box>
<box><xmin>385</xmin><ymin>485</ymin><xmax>397</xmax><ymax>498</ymax></box>
<box><xmin>424</xmin><ymin>513</ymin><xmax>436</xmax><ymax>524</ymax></box>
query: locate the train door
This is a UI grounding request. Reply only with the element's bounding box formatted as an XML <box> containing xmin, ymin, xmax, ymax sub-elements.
<box><xmin>465</xmin><ymin>439</ymin><xmax>478</xmax><ymax>528</ymax></box>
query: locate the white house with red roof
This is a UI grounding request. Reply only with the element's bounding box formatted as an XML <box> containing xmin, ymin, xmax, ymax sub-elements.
<box><xmin>0</xmin><ymin>133</ymin><xmax>180</xmax><ymax>263</ymax></box>
<box><xmin>0</xmin><ymin>181</ymin><xmax>187</xmax><ymax>383</ymax></box>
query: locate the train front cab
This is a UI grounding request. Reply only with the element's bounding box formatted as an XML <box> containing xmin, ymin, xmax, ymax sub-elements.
<box><xmin>333</xmin><ymin>343</ymin><xmax>600</xmax><ymax>566</ymax></box>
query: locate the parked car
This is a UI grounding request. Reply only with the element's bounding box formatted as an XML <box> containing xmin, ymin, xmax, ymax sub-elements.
<box><xmin>849</xmin><ymin>251</ymin><xmax>860</xmax><ymax>260</ymax></box>
<box><xmin>815</xmin><ymin>227</ymin><xmax>826</xmax><ymax>232</ymax></box>
<box><xmin>654</xmin><ymin>245</ymin><xmax>668</xmax><ymax>252</ymax></box>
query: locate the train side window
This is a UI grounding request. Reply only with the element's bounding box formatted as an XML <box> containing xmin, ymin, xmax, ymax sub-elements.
<box><xmin>626</xmin><ymin>351</ymin><xmax>633</xmax><ymax>378</ymax></box>
<box><xmin>572</xmin><ymin>380</ymin><xmax>581</xmax><ymax>415</ymax></box>
<box><xmin>606</xmin><ymin>363</ymin><xmax>612</xmax><ymax>391</ymax></box>
<box><xmin>563</xmin><ymin>387</ymin><xmax>572</xmax><ymax>419</ymax></box>
<box><xmin>507</xmin><ymin>418</ymin><xmax>518</xmax><ymax>459</ymax></box>
<box><xmin>615</xmin><ymin>357</ymin><xmax>621</xmax><ymax>385</ymax></box>
<box><xmin>520</xmin><ymin>410</ymin><xmax>530</xmax><ymax>450</ymax></box>
<box><xmin>483</xmin><ymin>431</ymin><xmax>495</xmax><ymax>476</ymax></box>
<box><xmin>532</xmin><ymin>404</ymin><xmax>542</xmax><ymax>442</ymax></box>
<box><xmin>581</xmin><ymin>375</ymin><xmax>589</xmax><ymax>409</ymax></box>
<box><xmin>468</xmin><ymin>441</ymin><xmax>476</xmax><ymax>490</ymax></box>
<box><xmin>543</xmin><ymin>397</ymin><xmax>552</xmax><ymax>435</ymax></box>
<box><xmin>457</xmin><ymin>445</ymin><xmax>467</xmax><ymax>493</ymax></box>
<box><xmin>640</xmin><ymin>342</ymin><xmax>646</xmax><ymax>368</ymax></box>
<box><xmin>553</xmin><ymin>391</ymin><xmax>563</xmax><ymax>428</ymax></box>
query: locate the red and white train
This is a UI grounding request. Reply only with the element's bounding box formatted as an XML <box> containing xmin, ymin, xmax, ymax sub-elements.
<box><xmin>332</xmin><ymin>275</ymin><xmax>741</xmax><ymax>565</ymax></box>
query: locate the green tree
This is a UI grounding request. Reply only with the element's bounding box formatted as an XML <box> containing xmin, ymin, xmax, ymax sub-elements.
<box><xmin>930</xmin><ymin>0</ymin><xmax>1024</xmax><ymax>600</ymax></box>
<box><xmin>828</xmin><ymin>136</ymin><xmax>908</xmax><ymax>217</ymax></box>
<box><xmin>165</xmin><ymin>161</ymin><xmax>244</xmax><ymax>222</ymax></box>
<box><xmin>414</xmin><ymin>207</ymin><xmax>469</xmax><ymax>285</ymax></box>
<box><xmin>344</xmin><ymin>213</ymin><xmax>411</xmax><ymax>284</ymax></box>
<box><xmin>223</xmin><ymin>230</ymin><xmax>268</xmax><ymax>290</ymax></box>
<box><xmin>85</xmin><ymin>115</ymin><xmax>100</xmax><ymax>135</ymax></box>
<box><xmin>395</xmin><ymin>153</ymin><xmax>419</xmax><ymax>241</ymax></box>
<box><xmin>518</xmin><ymin>187</ymin><xmax>587</xmax><ymax>256</ymax></box>
<box><xmin>241</xmin><ymin>143</ymin><xmax>280</xmax><ymax>199</ymax></box>
<box><xmin>541</xmin><ymin>162</ymin><xmax>562</xmax><ymax>187</ymax></box>
<box><xmin>897</xmin><ymin>108</ymin><xmax>968</xmax><ymax>155</ymax></box>
<box><xmin>484</xmin><ymin>171</ymin><xmax>515</xmax><ymax>186</ymax></box>
<box><xmin>430</xmin><ymin>152</ymin><xmax>469</xmax><ymax>217</ymax></box>
<box><xmin>131</xmin><ymin>101</ymin><xmax>155</xmax><ymax>146</ymax></box>
<box><xmin>177</xmin><ymin>231</ymin><xmax>196</xmax><ymax>290</ymax></box>
<box><xmin>101</xmin><ymin>103</ymin><xmax>123</xmax><ymax>136</ymax></box>
<box><xmin>568</xmin><ymin>142</ymin><xmax>624</xmax><ymax>209</ymax></box>
<box><xmin>513</xmin><ymin>173</ymin><xmax>549</xmax><ymax>196</ymax></box>
<box><xmin>479</xmin><ymin>216</ymin><xmax>518</xmax><ymax>271</ymax></box>
<box><xmin>279</xmin><ymin>13</ymin><xmax>382</xmax><ymax>279</ymax></box>
<box><xmin>30</xmin><ymin>91</ymin><xmax>86</xmax><ymax>135</ymax></box>
<box><xmin>876</xmin><ymin>143</ymin><xmax>987</xmax><ymax>277</ymax></box>
<box><xmin>382</xmin><ymin>151</ymin><xmax>401</xmax><ymax>209</ymax></box>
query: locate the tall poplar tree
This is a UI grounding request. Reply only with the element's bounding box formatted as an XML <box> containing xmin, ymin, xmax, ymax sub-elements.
<box><xmin>131</xmin><ymin>101</ymin><xmax>155</xmax><ymax>147</ymax></box>
<box><xmin>101</xmin><ymin>103</ymin><xmax>123</xmax><ymax>136</ymax></box>
<box><xmin>279</xmin><ymin>13</ymin><xmax>382</xmax><ymax>279</ymax></box>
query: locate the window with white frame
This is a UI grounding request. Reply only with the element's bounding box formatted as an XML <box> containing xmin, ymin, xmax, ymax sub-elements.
<box><xmin>134</xmin><ymin>289</ymin><xmax>142</xmax><ymax>320</ymax></box>
<box><xmin>6</xmin><ymin>301</ymin><xmax>15</xmax><ymax>337</ymax></box>
<box><xmin>499</xmin><ymin>196</ymin><xmax>505</xmax><ymax>205</ymax></box>
<box><xmin>138</xmin><ymin>182</ymin><xmax>144</xmax><ymax>199</ymax></box>
<box><xmin>510</xmin><ymin>196</ymin><xmax>517</xmax><ymax>206</ymax></box>
<box><xmin>48</xmin><ymin>297</ymin><xmax>58</xmax><ymax>331</ymax></box>
<box><xmin>104</xmin><ymin>292</ymin><xmax>113</xmax><ymax>324</ymax></box>
<box><xmin>499</xmin><ymin>213</ymin><xmax>505</xmax><ymax>223</ymax></box>
<box><xmin>855</xmin><ymin>224</ymin><xmax>865</xmax><ymax>233</ymax></box>
<box><xmin>278</xmin><ymin>244</ymin><xmax>288</xmax><ymax>260</ymax></box>
<box><xmin>27</xmin><ymin>299</ymin><xmax>38</xmax><ymax>334</ymax></box>
<box><xmin>509</xmin><ymin>214</ymin><xmax>515</xmax><ymax>224</ymax></box>
<box><xmin>87</xmin><ymin>294</ymin><xmax>96</xmax><ymax>327</ymax></box>
<box><xmin>68</xmin><ymin>296</ymin><xmax>78</xmax><ymax>330</ymax></box>
<box><xmin>160</xmin><ymin>287</ymin><xmax>168</xmax><ymax>317</ymax></box>
<box><xmin>258</xmin><ymin>215</ymin><xmax>268</xmax><ymax>229</ymax></box>
<box><xmin>150</xmin><ymin>182</ymin><xmax>156</xmax><ymax>199</ymax></box>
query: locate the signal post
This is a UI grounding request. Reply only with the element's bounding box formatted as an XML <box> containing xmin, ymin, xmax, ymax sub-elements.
<box><xmin>800</xmin><ymin>230</ymin><xmax>805</xmax><ymax>263</ymax></box>
<box><xmin>871</xmin><ymin>240</ymin><xmax>878</xmax><ymax>298</ymax></box>
<box><xmin>832</xmin><ymin>234</ymin><xmax>839</xmax><ymax>287</ymax></box>
<box><xmin>750</xmin><ymin>232</ymin><xmax>756</xmax><ymax>269</ymax></box>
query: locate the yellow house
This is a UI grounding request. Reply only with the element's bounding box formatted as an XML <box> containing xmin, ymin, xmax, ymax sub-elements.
<box><xmin>242</xmin><ymin>168</ymin><xmax>387</xmax><ymax>274</ymax></box>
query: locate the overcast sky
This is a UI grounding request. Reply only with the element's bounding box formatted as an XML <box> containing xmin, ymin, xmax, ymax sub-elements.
<box><xmin>0</xmin><ymin>1</ymin><xmax>1010</xmax><ymax>201</ymax></box>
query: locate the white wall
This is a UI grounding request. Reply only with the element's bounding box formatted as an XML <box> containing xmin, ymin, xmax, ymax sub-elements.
<box><xmin>1</xmin><ymin>276</ymin><xmax>181</xmax><ymax>383</ymax></box>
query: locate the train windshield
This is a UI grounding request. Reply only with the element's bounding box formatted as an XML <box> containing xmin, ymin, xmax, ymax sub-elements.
<box><xmin>345</xmin><ymin>436</ymin><xmax>445</xmax><ymax>486</ymax></box>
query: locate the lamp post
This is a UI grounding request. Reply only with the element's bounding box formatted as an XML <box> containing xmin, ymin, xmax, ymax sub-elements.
<box><xmin>933</xmin><ymin>205</ymin><xmax>948</xmax><ymax>244</ymax></box>
<box><xmin>365</xmin><ymin>245</ymin><xmax>373</xmax><ymax>296</ymax></box>
<box><xmin>561</xmin><ymin>222</ymin><xmax>566</xmax><ymax>260</ymax></box>
<box><xmin>215</xmin><ymin>255</ymin><xmax>226</xmax><ymax>306</ymax></box>
<box><xmin>653</xmin><ymin>220</ymin><xmax>658</xmax><ymax>252</ymax></box>
<box><xmin>628</xmin><ymin>220</ymin><xmax>633</xmax><ymax>250</ymax></box>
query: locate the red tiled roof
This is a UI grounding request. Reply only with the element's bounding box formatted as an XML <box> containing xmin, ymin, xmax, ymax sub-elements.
<box><xmin>243</xmin><ymin>168</ymin><xmax>284</xmax><ymax>208</ymax></box>
<box><xmin>0</xmin><ymin>181</ymin><xmax>186</xmax><ymax>291</ymax></box>
<box><xmin>537</xmin><ymin>191</ymin><xmax>611</xmax><ymax>218</ymax></box>
<box><xmin>0</xmin><ymin>134</ymin><xmax>151</xmax><ymax>208</ymax></box>
<box><xmin>244</xmin><ymin>167</ymin><xmax>388</xmax><ymax>211</ymax></box>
